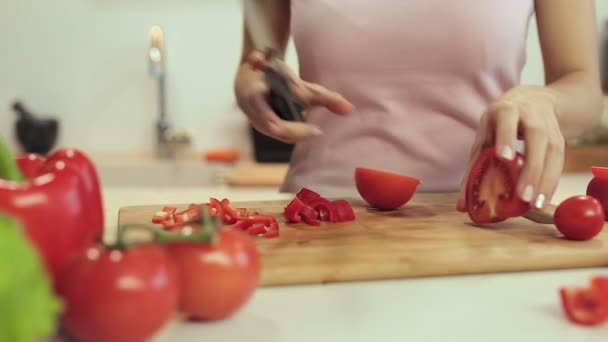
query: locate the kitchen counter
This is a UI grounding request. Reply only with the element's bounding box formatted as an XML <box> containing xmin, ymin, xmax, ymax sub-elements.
<box><xmin>99</xmin><ymin>173</ymin><xmax>606</xmax><ymax>341</ymax></box>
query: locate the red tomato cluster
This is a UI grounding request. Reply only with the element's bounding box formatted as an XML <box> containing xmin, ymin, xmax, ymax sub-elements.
<box><xmin>56</xmin><ymin>217</ymin><xmax>261</xmax><ymax>342</ymax></box>
<box><xmin>560</xmin><ymin>276</ymin><xmax>608</xmax><ymax>326</ymax></box>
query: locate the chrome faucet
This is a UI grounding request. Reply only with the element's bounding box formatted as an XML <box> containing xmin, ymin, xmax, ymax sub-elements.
<box><xmin>148</xmin><ymin>25</ymin><xmax>191</xmax><ymax>159</ymax></box>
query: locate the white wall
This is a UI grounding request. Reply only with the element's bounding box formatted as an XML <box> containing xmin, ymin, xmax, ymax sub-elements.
<box><xmin>0</xmin><ymin>0</ymin><xmax>606</xmax><ymax>156</ymax></box>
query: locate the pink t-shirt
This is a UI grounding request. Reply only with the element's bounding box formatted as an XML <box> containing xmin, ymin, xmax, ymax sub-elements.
<box><xmin>280</xmin><ymin>0</ymin><xmax>534</xmax><ymax>196</ymax></box>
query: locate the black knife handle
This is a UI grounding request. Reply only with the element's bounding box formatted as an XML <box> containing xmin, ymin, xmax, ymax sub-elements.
<box><xmin>265</xmin><ymin>67</ymin><xmax>305</xmax><ymax>122</ymax></box>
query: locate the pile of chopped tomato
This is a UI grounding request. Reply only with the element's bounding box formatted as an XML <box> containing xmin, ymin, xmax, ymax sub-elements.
<box><xmin>151</xmin><ymin>198</ymin><xmax>279</xmax><ymax>238</ymax></box>
<box><xmin>283</xmin><ymin>188</ymin><xmax>356</xmax><ymax>226</ymax></box>
<box><xmin>560</xmin><ymin>275</ymin><xmax>608</xmax><ymax>326</ymax></box>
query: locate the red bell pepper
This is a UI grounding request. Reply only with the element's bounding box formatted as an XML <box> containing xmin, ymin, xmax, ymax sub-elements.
<box><xmin>0</xmin><ymin>137</ymin><xmax>104</xmax><ymax>283</ymax></box>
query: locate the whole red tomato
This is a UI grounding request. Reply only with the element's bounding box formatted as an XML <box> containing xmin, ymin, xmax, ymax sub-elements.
<box><xmin>168</xmin><ymin>226</ymin><xmax>261</xmax><ymax>320</ymax></box>
<box><xmin>57</xmin><ymin>244</ymin><xmax>180</xmax><ymax>342</ymax></box>
<box><xmin>554</xmin><ymin>195</ymin><xmax>605</xmax><ymax>241</ymax></box>
<box><xmin>586</xmin><ymin>166</ymin><xmax>608</xmax><ymax>221</ymax></box>
<box><xmin>465</xmin><ymin>147</ymin><xmax>529</xmax><ymax>224</ymax></box>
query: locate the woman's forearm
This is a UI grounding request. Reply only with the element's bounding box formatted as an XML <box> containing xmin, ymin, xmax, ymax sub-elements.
<box><xmin>238</xmin><ymin>0</ymin><xmax>291</xmax><ymax>65</ymax></box>
<box><xmin>547</xmin><ymin>71</ymin><xmax>604</xmax><ymax>139</ymax></box>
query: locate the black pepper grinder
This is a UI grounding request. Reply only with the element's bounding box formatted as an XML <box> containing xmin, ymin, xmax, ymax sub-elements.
<box><xmin>12</xmin><ymin>101</ymin><xmax>59</xmax><ymax>155</ymax></box>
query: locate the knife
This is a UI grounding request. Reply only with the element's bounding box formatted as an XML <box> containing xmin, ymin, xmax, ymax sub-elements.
<box><xmin>523</xmin><ymin>204</ymin><xmax>555</xmax><ymax>224</ymax></box>
<box><xmin>242</xmin><ymin>0</ymin><xmax>305</xmax><ymax>122</ymax></box>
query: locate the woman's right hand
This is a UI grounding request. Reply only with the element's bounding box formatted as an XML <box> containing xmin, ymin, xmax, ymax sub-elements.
<box><xmin>234</xmin><ymin>51</ymin><xmax>354</xmax><ymax>144</ymax></box>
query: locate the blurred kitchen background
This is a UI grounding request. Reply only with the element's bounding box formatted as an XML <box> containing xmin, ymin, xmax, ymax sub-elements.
<box><xmin>0</xmin><ymin>0</ymin><xmax>607</xmax><ymax>188</ymax></box>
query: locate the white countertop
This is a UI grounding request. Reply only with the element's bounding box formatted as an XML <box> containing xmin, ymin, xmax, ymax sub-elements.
<box><xmin>99</xmin><ymin>173</ymin><xmax>607</xmax><ymax>341</ymax></box>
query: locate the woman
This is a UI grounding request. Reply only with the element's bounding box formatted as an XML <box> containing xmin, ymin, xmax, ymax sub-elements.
<box><xmin>234</xmin><ymin>0</ymin><xmax>604</xmax><ymax>211</ymax></box>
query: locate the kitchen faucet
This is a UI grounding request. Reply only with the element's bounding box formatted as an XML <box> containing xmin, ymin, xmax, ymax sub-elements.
<box><xmin>148</xmin><ymin>25</ymin><xmax>191</xmax><ymax>159</ymax></box>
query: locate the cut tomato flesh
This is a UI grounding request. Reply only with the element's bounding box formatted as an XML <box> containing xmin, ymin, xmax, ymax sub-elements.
<box><xmin>331</xmin><ymin>200</ymin><xmax>355</xmax><ymax>221</ymax></box>
<box><xmin>284</xmin><ymin>197</ymin><xmax>305</xmax><ymax>223</ymax></box>
<box><xmin>174</xmin><ymin>207</ymin><xmax>201</xmax><ymax>224</ymax></box>
<box><xmin>591</xmin><ymin>276</ymin><xmax>608</xmax><ymax>306</ymax></box>
<box><xmin>299</xmin><ymin>205</ymin><xmax>318</xmax><ymax>220</ymax></box>
<box><xmin>162</xmin><ymin>206</ymin><xmax>177</xmax><ymax>214</ymax></box>
<box><xmin>296</xmin><ymin>188</ymin><xmax>321</xmax><ymax>204</ymax></box>
<box><xmin>307</xmin><ymin>198</ymin><xmax>335</xmax><ymax>222</ymax></box>
<box><xmin>152</xmin><ymin>211</ymin><xmax>171</xmax><ymax>223</ymax></box>
<box><xmin>560</xmin><ymin>286</ymin><xmax>608</xmax><ymax>326</ymax></box>
<box><xmin>466</xmin><ymin>147</ymin><xmax>529</xmax><ymax>224</ymax></box>
<box><xmin>247</xmin><ymin>223</ymin><xmax>267</xmax><ymax>235</ymax></box>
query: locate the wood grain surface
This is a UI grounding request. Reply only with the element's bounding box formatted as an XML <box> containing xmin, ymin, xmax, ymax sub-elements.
<box><xmin>118</xmin><ymin>193</ymin><xmax>608</xmax><ymax>287</ymax></box>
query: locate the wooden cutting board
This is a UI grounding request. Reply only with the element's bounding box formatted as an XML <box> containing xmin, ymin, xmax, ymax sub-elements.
<box><xmin>117</xmin><ymin>193</ymin><xmax>608</xmax><ymax>287</ymax></box>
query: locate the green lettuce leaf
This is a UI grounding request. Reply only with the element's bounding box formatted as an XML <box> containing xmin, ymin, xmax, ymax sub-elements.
<box><xmin>0</xmin><ymin>214</ymin><xmax>63</xmax><ymax>342</ymax></box>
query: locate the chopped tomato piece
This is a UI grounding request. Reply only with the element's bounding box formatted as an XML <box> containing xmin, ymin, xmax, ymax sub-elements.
<box><xmin>592</xmin><ymin>276</ymin><xmax>608</xmax><ymax>306</ymax></box>
<box><xmin>299</xmin><ymin>205</ymin><xmax>318</xmax><ymax>221</ymax></box>
<box><xmin>284</xmin><ymin>197</ymin><xmax>306</xmax><ymax>223</ymax></box>
<box><xmin>560</xmin><ymin>286</ymin><xmax>608</xmax><ymax>326</ymax></box>
<box><xmin>263</xmin><ymin>223</ymin><xmax>279</xmax><ymax>238</ymax></box>
<box><xmin>296</xmin><ymin>188</ymin><xmax>321</xmax><ymax>204</ymax></box>
<box><xmin>331</xmin><ymin>200</ymin><xmax>355</xmax><ymax>222</ymax></box>
<box><xmin>307</xmin><ymin>198</ymin><xmax>335</xmax><ymax>222</ymax></box>
<box><xmin>152</xmin><ymin>211</ymin><xmax>171</xmax><ymax>224</ymax></box>
<box><xmin>302</xmin><ymin>217</ymin><xmax>321</xmax><ymax>226</ymax></box>
<box><xmin>162</xmin><ymin>206</ymin><xmax>177</xmax><ymax>214</ymax></box>
<box><xmin>247</xmin><ymin>224</ymin><xmax>267</xmax><ymax>236</ymax></box>
<box><xmin>174</xmin><ymin>207</ymin><xmax>201</xmax><ymax>224</ymax></box>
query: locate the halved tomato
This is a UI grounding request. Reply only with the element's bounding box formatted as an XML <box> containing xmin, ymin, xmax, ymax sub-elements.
<box><xmin>354</xmin><ymin>167</ymin><xmax>420</xmax><ymax>210</ymax></box>
<box><xmin>465</xmin><ymin>147</ymin><xmax>529</xmax><ymax>224</ymax></box>
<box><xmin>560</xmin><ymin>286</ymin><xmax>608</xmax><ymax>326</ymax></box>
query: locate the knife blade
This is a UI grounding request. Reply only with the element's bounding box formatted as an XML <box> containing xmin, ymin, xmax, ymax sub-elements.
<box><xmin>242</xmin><ymin>0</ymin><xmax>305</xmax><ymax>122</ymax></box>
<box><xmin>523</xmin><ymin>204</ymin><xmax>555</xmax><ymax>224</ymax></box>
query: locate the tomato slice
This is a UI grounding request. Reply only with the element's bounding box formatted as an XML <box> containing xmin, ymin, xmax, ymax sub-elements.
<box><xmin>560</xmin><ymin>286</ymin><xmax>608</xmax><ymax>326</ymax></box>
<box><xmin>247</xmin><ymin>223</ymin><xmax>267</xmax><ymax>236</ymax></box>
<box><xmin>591</xmin><ymin>166</ymin><xmax>608</xmax><ymax>180</ymax></box>
<box><xmin>174</xmin><ymin>207</ymin><xmax>202</xmax><ymax>224</ymax></box>
<box><xmin>296</xmin><ymin>188</ymin><xmax>321</xmax><ymax>204</ymax></box>
<box><xmin>152</xmin><ymin>211</ymin><xmax>171</xmax><ymax>224</ymax></box>
<box><xmin>302</xmin><ymin>216</ymin><xmax>321</xmax><ymax>226</ymax></box>
<box><xmin>299</xmin><ymin>205</ymin><xmax>318</xmax><ymax>220</ymax></box>
<box><xmin>162</xmin><ymin>206</ymin><xmax>177</xmax><ymax>215</ymax></box>
<box><xmin>284</xmin><ymin>197</ymin><xmax>306</xmax><ymax>223</ymax></box>
<box><xmin>307</xmin><ymin>198</ymin><xmax>335</xmax><ymax>222</ymax></box>
<box><xmin>591</xmin><ymin>276</ymin><xmax>608</xmax><ymax>306</ymax></box>
<box><xmin>208</xmin><ymin>198</ymin><xmax>224</xmax><ymax>218</ymax></box>
<box><xmin>465</xmin><ymin>147</ymin><xmax>529</xmax><ymax>224</ymax></box>
<box><xmin>331</xmin><ymin>200</ymin><xmax>356</xmax><ymax>222</ymax></box>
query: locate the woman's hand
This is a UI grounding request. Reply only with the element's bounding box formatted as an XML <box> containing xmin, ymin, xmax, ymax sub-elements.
<box><xmin>457</xmin><ymin>85</ymin><xmax>566</xmax><ymax>211</ymax></box>
<box><xmin>234</xmin><ymin>51</ymin><xmax>354</xmax><ymax>144</ymax></box>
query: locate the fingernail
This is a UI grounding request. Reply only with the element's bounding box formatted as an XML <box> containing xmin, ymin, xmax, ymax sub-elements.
<box><xmin>534</xmin><ymin>193</ymin><xmax>546</xmax><ymax>209</ymax></box>
<box><xmin>521</xmin><ymin>184</ymin><xmax>534</xmax><ymax>202</ymax></box>
<box><xmin>499</xmin><ymin>145</ymin><xmax>514</xmax><ymax>160</ymax></box>
<box><xmin>311</xmin><ymin>127</ymin><xmax>323</xmax><ymax>136</ymax></box>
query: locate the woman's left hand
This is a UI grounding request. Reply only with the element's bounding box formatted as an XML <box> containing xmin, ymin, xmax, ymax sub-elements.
<box><xmin>457</xmin><ymin>85</ymin><xmax>566</xmax><ymax>212</ymax></box>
